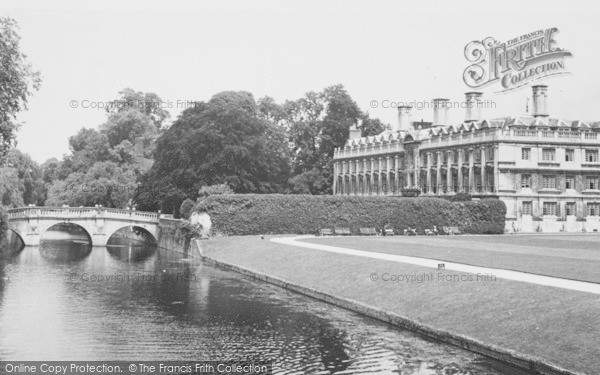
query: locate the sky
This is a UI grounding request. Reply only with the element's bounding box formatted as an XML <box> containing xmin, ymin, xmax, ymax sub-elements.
<box><xmin>2</xmin><ymin>0</ymin><xmax>600</xmax><ymax>163</ymax></box>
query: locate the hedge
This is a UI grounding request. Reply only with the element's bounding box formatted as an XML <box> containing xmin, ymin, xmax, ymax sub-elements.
<box><xmin>193</xmin><ymin>194</ymin><xmax>507</xmax><ymax>235</ymax></box>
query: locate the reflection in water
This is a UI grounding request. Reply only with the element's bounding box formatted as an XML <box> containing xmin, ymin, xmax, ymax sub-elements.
<box><xmin>39</xmin><ymin>240</ymin><xmax>92</xmax><ymax>263</ymax></box>
<box><xmin>39</xmin><ymin>223</ymin><xmax>92</xmax><ymax>263</ymax></box>
<box><xmin>106</xmin><ymin>227</ymin><xmax>158</xmax><ymax>262</ymax></box>
<box><xmin>107</xmin><ymin>237</ymin><xmax>156</xmax><ymax>262</ymax></box>
<box><xmin>0</xmin><ymin>231</ymin><xmax>24</xmax><ymax>258</ymax></box>
<box><xmin>0</xmin><ymin>237</ymin><xmax>527</xmax><ymax>374</ymax></box>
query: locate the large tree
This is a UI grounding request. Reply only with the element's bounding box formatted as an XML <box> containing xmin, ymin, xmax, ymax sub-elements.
<box><xmin>0</xmin><ymin>17</ymin><xmax>41</xmax><ymax>162</ymax></box>
<box><xmin>134</xmin><ymin>91</ymin><xmax>291</xmax><ymax>214</ymax></box>
<box><xmin>45</xmin><ymin>89</ymin><xmax>162</xmax><ymax>207</ymax></box>
<box><xmin>285</xmin><ymin>85</ymin><xmax>362</xmax><ymax>194</ymax></box>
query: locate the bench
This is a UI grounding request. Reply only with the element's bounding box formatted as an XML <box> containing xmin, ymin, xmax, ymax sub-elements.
<box><xmin>443</xmin><ymin>226</ymin><xmax>462</xmax><ymax>235</ymax></box>
<box><xmin>383</xmin><ymin>228</ymin><xmax>394</xmax><ymax>236</ymax></box>
<box><xmin>319</xmin><ymin>228</ymin><xmax>334</xmax><ymax>236</ymax></box>
<box><xmin>334</xmin><ymin>227</ymin><xmax>352</xmax><ymax>236</ymax></box>
<box><xmin>359</xmin><ymin>227</ymin><xmax>377</xmax><ymax>236</ymax></box>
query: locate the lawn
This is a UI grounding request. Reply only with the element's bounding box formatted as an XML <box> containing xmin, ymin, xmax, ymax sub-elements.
<box><xmin>200</xmin><ymin>236</ymin><xmax>600</xmax><ymax>375</ymax></box>
<box><xmin>301</xmin><ymin>234</ymin><xmax>600</xmax><ymax>283</ymax></box>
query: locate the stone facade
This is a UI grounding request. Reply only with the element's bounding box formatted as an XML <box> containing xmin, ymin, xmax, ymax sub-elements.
<box><xmin>333</xmin><ymin>85</ymin><xmax>600</xmax><ymax>233</ymax></box>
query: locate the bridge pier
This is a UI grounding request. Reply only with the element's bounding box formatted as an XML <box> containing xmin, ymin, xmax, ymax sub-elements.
<box><xmin>91</xmin><ymin>234</ymin><xmax>109</xmax><ymax>247</ymax></box>
<box><xmin>20</xmin><ymin>233</ymin><xmax>41</xmax><ymax>247</ymax></box>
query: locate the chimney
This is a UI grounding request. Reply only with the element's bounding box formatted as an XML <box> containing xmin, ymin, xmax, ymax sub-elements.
<box><xmin>532</xmin><ymin>85</ymin><xmax>548</xmax><ymax>118</ymax></box>
<box><xmin>397</xmin><ymin>106</ymin><xmax>412</xmax><ymax>132</ymax></box>
<box><xmin>465</xmin><ymin>92</ymin><xmax>483</xmax><ymax>122</ymax></box>
<box><xmin>432</xmin><ymin>98</ymin><xmax>450</xmax><ymax>126</ymax></box>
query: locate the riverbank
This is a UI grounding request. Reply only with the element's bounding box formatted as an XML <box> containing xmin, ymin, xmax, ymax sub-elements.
<box><xmin>195</xmin><ymin>235</ymin><xmax>599</xmax><ymax>375</ymax></box>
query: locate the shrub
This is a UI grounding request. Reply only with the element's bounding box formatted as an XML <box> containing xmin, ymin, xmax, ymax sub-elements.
<box><xmin>193</xmin><ymin>194</ymin><xmax>506</xmax><ymax>235</ymax></box>
<box><xmin>179</xmin><ymin>198</ymin><xmax>196</xmax><ymax>220</ymax></box>
<box><xmin>179</xmin><ymin>221</ymin><xmax>203</xmax><ymax>238</ymax></box>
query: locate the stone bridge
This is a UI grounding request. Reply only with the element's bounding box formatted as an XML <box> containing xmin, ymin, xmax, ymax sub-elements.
<box><xmin>6</xmin><ymin>207</ymin><xmax>160</xmax><ymax>247</ymax></box>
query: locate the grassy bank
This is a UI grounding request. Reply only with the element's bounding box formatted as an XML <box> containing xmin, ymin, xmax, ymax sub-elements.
<box><xmin>302</xmin><ymin>235</ymin><xmax>600</xmax><ymax>284</ymax></box>
<box><xmin>199</xmin><ymin>236</ymin><xmax>598</xmax><ymax>374</ymax></box>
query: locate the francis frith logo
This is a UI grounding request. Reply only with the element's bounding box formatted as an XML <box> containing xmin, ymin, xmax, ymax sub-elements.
<box><xmin>463</xmin><ymin>27</ymin><xmax>572</xmax><ymax>92</ymax></box>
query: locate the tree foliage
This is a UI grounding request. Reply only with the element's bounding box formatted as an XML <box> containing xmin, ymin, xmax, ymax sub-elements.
<box><xmin>106</xmin><ymin>88</ymin><xmax>170</xmax><ymax>129</ymax></box>
<box><xmin>0</xmin><ymin>167</ymin><xmax>24</xmax><ymax>207</ymax></box>
<box><xmin>37</xmin><ymin>84</ymin><xmax>385</xmax><ymax>212</ymax></box>
<box><xmin>134</xmin><ymin>91</ymin><xmax>291</xmax><ymax>214</ymax></box>
<box><xmin>284</xmin><ymin>84</ymin><xmax>362</xmax><ymax>194</ymax></box>
<box><xmin>45</xmin><ymin>162</ymin><xmax>137</xmax><ymax>208</ymax></box>
<box><xmin>100</xmin><ymin>108</ymin><xmax>158</xmax><ymax>150</ymax></box>
<box><xmin>179</xmin><ymin>198</ymin><xmax>195</xmax><ymax>220</ymax></box>
<box><xmin>198</xmin><ymin>184</ymin><xmax>234</xmax><ymax>198</ymax></box>
<box><xmin>0</xmin><ymin>149</ymin><xmax>45</xmax><ymax>207</ymax></box>
<box><xmin>360</xmin><ymin>112</ymin><xmax>388</xmax><ymax>137</ymax></box>
<box><xmin>0</xmin><ymin>206</ymin><xmax>6</xmax><ymax>245</ymax></box>
<box><xmin>44</xmin><ymin>89</ymin><xmax>162</xmax><ymax>208</ymax></box>
<box><xmin>0</xmin><ymin>17</ymin><xmax>41</xmax><ymax>162</ymax></box>
<box><xmin>7</xmin><ymin>149</ymin><xmax>45</xmax><ymax>205</ymax></box>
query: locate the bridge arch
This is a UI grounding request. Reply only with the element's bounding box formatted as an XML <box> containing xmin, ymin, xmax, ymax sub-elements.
<box><xmin>106</xmin><ymin>224</ymin><xmax>158</xmax><ymax>245</ymax></box>
<box><xmin>7</xmin><ymin>228</ymin><xmax>25</xmax><ymax>245</ymax></box>
<box><xmin>41</xmin><ymin>222</ymin><xmax>93</xmax><ymax>245</ymax></box>
<box><xmin>106</xmin><ymin>224</ymin><xmax>158</xmax><ymax>262</ymax></box>
<box><xmin>2</xmin><ymin>229</ymin><xmax>26</xmax><ymax>257</ymax></box>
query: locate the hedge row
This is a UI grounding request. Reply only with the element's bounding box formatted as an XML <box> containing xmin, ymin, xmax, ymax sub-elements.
<box><xmin>193</xmin><ymin>194</ymin><xmax>507</xmax><ymax>235</ymax></box>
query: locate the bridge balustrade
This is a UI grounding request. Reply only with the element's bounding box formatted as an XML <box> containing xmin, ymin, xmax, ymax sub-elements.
<box><xmin>7</xmin><ymin>207</ymin><xmax>159</xmax><ymax>222</ymax></box>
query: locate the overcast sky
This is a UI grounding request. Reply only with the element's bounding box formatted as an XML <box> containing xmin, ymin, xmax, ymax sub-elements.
<box><xmin>3</xmin><ymin>0</ymin><xmax>600</xmax><ymax>162</ymax></box>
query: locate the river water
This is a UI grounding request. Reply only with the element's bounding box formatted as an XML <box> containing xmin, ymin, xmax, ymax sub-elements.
<box><xmin>0</xmin><ymin>230</ymin><xmax>526</xmax><ymax>374</ymax></box>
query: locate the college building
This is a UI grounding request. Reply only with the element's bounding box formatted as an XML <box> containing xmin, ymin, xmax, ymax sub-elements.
<box><xmin>332</xmin><ymin>85</ymin><xmax>600</xmax><ymax>232</ymax></box>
